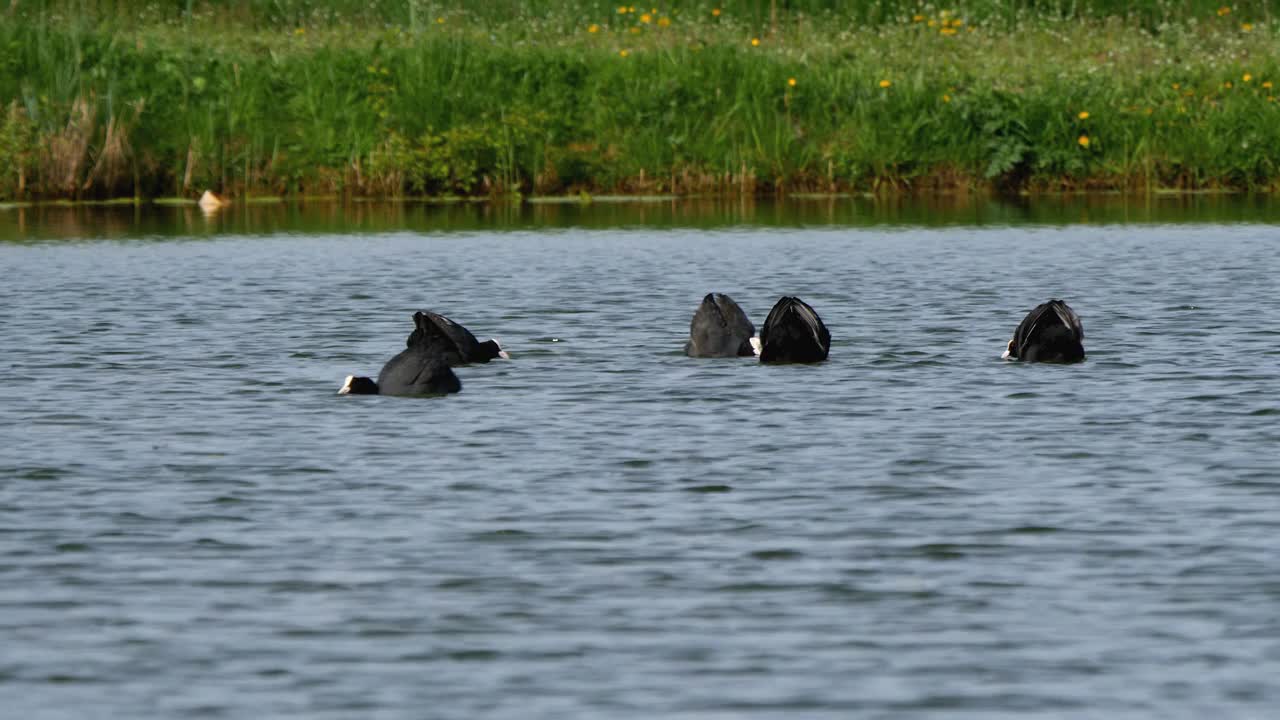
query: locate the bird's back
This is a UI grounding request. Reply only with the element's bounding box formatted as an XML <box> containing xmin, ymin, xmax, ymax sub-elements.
<box><xmin>376</xmin><ymin>347</ymin><xmax>461</xmax><ymax>396</ymax></box>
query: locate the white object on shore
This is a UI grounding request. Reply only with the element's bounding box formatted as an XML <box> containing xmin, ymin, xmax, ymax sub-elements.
<box><xmin>198</xmin><ymin>190</ymin><xmax>229</xmax><ymax>212</ymax></box>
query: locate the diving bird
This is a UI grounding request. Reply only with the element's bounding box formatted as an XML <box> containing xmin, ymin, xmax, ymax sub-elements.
<box><xmin>1002</xmin><ymin>299</ymin><xmax>1085</xmax><ymax>363</ymax></box>
<box><xmin>338</xmin><ymin>348</ymin><xmax>461</xmax><ymax>397</ymax></box>
<box><xmin>685</xmin><ymin>292</ymin><xmax>760</xmax><ymax>357</ymax></box>
<box><xmin>406</xmin><ymin>310</ymin><xmax>508</xmax><ymax>366</ymax></box>
<box><xmin>758</xmin><ymin>296</ymin><xmax>831</xmax><ymax>364</ymax></box>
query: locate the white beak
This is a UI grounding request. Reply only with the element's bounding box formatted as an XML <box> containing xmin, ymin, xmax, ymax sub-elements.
<box><xmin>1000</xmin><ymin>349</ymin><xmax>1012</xmax><ymax>360</ymax></box>
<box><xmin>338</xmin><ymin>375</ymin><xmax>354</xmax><ymax>394</ymax></box>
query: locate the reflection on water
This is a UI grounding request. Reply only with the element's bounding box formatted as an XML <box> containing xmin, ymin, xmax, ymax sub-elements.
<box><xmin>2</xmin><ymin>193</ymin><xmax>1279</xmax><ymax>241</ymax></box>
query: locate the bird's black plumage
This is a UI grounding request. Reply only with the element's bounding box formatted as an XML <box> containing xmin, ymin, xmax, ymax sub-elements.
<box><xmin>685</xmin><ymin>293</ymin><xmax>757</xmax><ymax>358</ymax></box>
<box><xmin>407</xmin><ymin>310</ymin><xmax>504</xmax><ymax>366</ymax></box>
<box><xmin>1004</xmin><ymin>299</ymin><xmax>1085</xmax><ymax>363</ymax></box>
<box><xmin>758</xmin><ymin>296</ymin><xmax>830</xmax><ymax>364</ymax></box>
<box><xmin>339</xmin><ymin>347</ymin><xmax>461</xmax><ymax>396</ymax></box>
<box><xmin>339</xmin><ymin>312</ymin><xmax>472</xmax><ymax>397</ymax></box>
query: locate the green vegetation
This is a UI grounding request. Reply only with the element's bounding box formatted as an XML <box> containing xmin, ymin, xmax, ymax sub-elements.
<box><xmin>2</xmin><ymin>1</ymin><xmax>1280</xmax><ymax>200</ymax></box>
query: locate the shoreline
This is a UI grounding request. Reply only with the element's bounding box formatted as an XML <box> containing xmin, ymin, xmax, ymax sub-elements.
<box><xmin>0</xmin><ymin>187</ymin><xmax>1264</xmax><ymax>212</ymax></box>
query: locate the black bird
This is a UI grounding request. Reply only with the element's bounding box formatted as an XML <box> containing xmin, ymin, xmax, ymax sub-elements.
<box><xmin>338</xmin><ymin>312</ymin><xmax>470</xmax><ymax>396</ymax></box>
<box><xmin>685</xmin><ymin>293</ymin><xmax>759</xmax><ymax>358</ymax></box>
<box><xmin>407</xmin><ymin>310</ymin><xmax>507</xmax><ymax>366</ymax></box>
<box><xmin>1002</xmin><ymin>299</ymin><xmax>1085</xmax><ymax>363</ymax></box>
<box><xmin>758</xmin><ymin>296</ymin><xmax>830</xmax><ymax>364</ymax></box>
<box><xmin>338</xmin><ymin>349</ymin><xmax>461</xmax><ymax>397</ymax></box>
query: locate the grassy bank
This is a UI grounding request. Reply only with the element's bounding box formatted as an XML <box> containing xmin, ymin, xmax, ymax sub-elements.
<box><xmin>2</xmin><ymin>2</ymin><xmax>1279</xmax><ymax>200</ymax></box>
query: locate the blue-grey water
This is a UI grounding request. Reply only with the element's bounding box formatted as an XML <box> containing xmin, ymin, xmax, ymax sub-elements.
<box><xmin>2</xmin><ymin>199</ymin><xmax>1279</xmax><ymax>718</ymax></box>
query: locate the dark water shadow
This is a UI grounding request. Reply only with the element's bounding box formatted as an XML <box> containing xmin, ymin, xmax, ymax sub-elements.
<box><xmin>1</xmin><ymin>193</ymin><xmax>1279</xmax><ymax>242</ymax></box>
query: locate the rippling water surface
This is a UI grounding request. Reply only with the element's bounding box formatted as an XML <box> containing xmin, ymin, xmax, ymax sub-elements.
<box><xmin>2</xmin><ymin>198</ymin><xmax>1279</xmax><ymax>718</ymax></box>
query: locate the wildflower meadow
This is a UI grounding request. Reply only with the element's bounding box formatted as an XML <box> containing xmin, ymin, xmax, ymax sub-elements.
<box><xmin>2</xmin><ymin>1</ymin><xmax>1279</xmax><ymax>200</ymax></box>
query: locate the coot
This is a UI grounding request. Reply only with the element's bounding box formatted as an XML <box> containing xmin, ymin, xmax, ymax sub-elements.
<box><xmin>1002</xmin><ymin>299</ymin><xmax>1085</xmax><ymax>363</ymax></box>
<box><xmin>685</xmin><ymin>293</ymin><xmax>759</xmax><ymax>358</ymax></box>
<box><xmin>758</xmin><ymin>296</ymin><xmax>830</xmax><ymax>364</ymax></box>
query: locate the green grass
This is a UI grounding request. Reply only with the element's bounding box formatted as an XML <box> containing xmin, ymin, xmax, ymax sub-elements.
<box><xmin>11</xmin><ymin>1</ymin><xmax>1280</xmax><ymax>32</ymax></box>
<box><xmin>2</xmin><ymin>1</ymin><xmax>1280</xmax><ymax>200</ymax></box>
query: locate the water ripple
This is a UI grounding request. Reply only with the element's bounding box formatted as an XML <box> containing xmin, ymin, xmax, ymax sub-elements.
<box><xmin>1</xmin><ymin>221</ymin><xmax>1279</xmax><ymax>718</ymax></box>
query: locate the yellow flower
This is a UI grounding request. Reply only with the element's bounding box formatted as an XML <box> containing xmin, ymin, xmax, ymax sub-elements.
<box><xmin>1172</xmin><ymin>82</ymin><xmax>1181</xmax><ymax>90</ymax></box>
<box><xmin>436</xmin><ymin>16</ymin><xmax>445</xmax><ymax>24</ymax></box>
<box><xmin>588</xmin><ymin>23</ymin><xmax>599</xmax><ymax>33</ymax></box>
<box><xmin>618</xmin><ymin>5</ymin><xmax>627</xmax><ymax>13</ymax></box>
<box><xmin>1224</xmin><ymin>81</ymin><xmax>1233</xmax><ymax>88</ymax></box>
<box><xmin>927</xmin><ymin>19</ymin><xmax>937</xmax><ymax>27</ymax></box>
<box><xmin>619</xmin><ymin>49</ymin><xmax>629</xmax><ymax>57</ymax></box>
<box><xmin>293</xmin><ymin>27</ymin><xmax>305</xmax><ymax>36</ymax></box>
<box><xmin>940</xmin><ymin>27</ymin><xmax>956</xmax><ymax>35</ymax></box>
<box><xmin>658</xmin><ymin>16</ymin><xmax>670</xmax><ymax>27</ymax></box>
<box><xmin>712</xmin><ymin>8</ymin><xmax>721</xmax><ymax>17</ymax></box>
<box><xmin>629</xmin><ymin>5</ymin><xmax>635</xmax><ymax>11</ymax></box>
<box><xmin>1078</xmin><ymin>111</ymin><xmax>1089</xmax><ymax>119</ymax></box>
<box><xmin>751</xmin><ymin>37</ymin><xmax>760</xmax><ymax>46</ymax></box>
<box><xmin>1078</xmin><ymin>135</ymin><xmax>1090</xmax><ymax>148</ymax></box>
<box><xmin>1264</xmin><ymin>81</ymin><xmax>1274</xmax><ymax>89</ymax></box>
<box><xmin>912</xmin><ymin>14</ymin><xmax>924</xmax><ymax>22</ymax></box>
<box><xmin>1243</xmin><ymin>73</ymin><xmax>1252</xmax><ymax>82</ymax></box>
<box><xmin>1217</xmin><ymin>6</ymin><xmax>1231</xmax><ymax>16</ymax></box>
<box><xmin>629</xmin><ymin>26</ymin><xmax>641</xmax><ymax>34</ymax></box>
<box><xmin>640</xmin><ymin>13</ymin><xmax>651</xmax><ymax>23</ymax></box>
<box><xmin>942</xmin><ymin>94</ymin><xmax>951</xmax><ymax>103</ymax></box>
<box><xmin>1242</xmin><ymin>22</ymin><xmax>1254</xmax><ymax>31</ymax></box>
<box><xmin>787</xmin><ymin>77</ymin><xmax>797</xmax><ymax>87</ymax></box>
<box><xmin>879</xmin><ymin>79</ymin><xmax>891</xmax><ymax>88</ymax></box>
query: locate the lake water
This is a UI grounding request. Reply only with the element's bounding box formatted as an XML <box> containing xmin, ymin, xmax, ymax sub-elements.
<box><xmin>2</xmin><ymin>196</ymin><xmax>1279</xmax><ymax>718</ymax></box>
